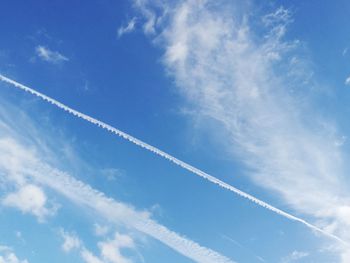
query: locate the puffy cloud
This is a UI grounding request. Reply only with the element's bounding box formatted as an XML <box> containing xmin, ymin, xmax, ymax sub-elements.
<box><xmin>2</xmin><ymin>184</ymin><xmax>56</xmax><ymax>222</ymax></box>
<box><xmin>60</xmin><ymin>230</ymin><xmax>81</xmax><ymax>253</ymax></box>
<box><xmin>59</xmin><ymin>229</ymin><xmax>133</xmax><ymax>263</ymax></box>
<box><xmin>80</xmin><ymin>249</ymin><xmax>103</xmax><ymax>263</ymax></box>
<box><xmin>0</xmin><ymin>245</ymin><xmax>29</xmax><ymax>263</ymax></box>
<box><xmin>98</xmin><ymin>232</ymin><xmax>135</xmax><ymax>263</ymax></box>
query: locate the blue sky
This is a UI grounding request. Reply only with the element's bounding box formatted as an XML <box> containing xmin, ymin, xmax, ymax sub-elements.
<box><xmin>1</xmin><ymin>0</ymin><xmax>350</xmax><ymax>262</ymax></box>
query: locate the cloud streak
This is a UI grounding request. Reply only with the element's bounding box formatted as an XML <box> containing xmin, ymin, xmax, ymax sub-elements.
<box><xmin>0</xmin><ymin>113</ymin><xmax>235</xmax><ymax>263</ymax></box>
<box><xmin>0</xmin><ymin>74</ymin><xmax>345</xmax><ymax>246</ymax></box>
<box><xmin>32</xmin><ymin>163</ymin><xmax>235</xmax><ymax>263</ymax></box>
<box><xmin>118</xmin><ymin>18</ymin><xmax>137</xmax><ymax>38</ymax></box>
<box><xmin>281</xmin><ymin>250</ymin><xmax>309</xmax><ymax>263</ymax></box>
<box><xmin>35</xmin><ymin>46</ymin><xmax>68</xmax><ymax>64</ymax></box>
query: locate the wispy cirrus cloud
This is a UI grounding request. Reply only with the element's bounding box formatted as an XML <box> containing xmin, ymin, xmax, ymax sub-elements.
<box><xmin>132</xmin><ymin>0</ymin><xmax>350</xmax><ymax>260</ymax></box>
<box><xmin>117</xmin><ymin>18</ymin><xmax>137</xmax><ymax>38</ymax></box>
<box><xmin>35</xmin><ymin>45</ymin><xmax>69</xmax><ymax>64</ymax></box>
<box><xmin>281</xmin><ymin>250</ymin><xmax>309</xmax><ymax>263</ymax></box>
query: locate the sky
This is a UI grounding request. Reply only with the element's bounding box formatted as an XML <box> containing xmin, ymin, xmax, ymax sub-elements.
<box><xmin>1</xmin><ymin>0</ymin><xmax>350</xmax><ymax>262</ymax></box>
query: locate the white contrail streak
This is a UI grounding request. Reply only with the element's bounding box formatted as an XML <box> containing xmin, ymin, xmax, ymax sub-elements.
<box><xmin>0</xmin><ymin>74</ymin><xmax>347</xmax><ymax>246</ymax></box>
<box><xmin>32</xmin><ymin>163</ymin><xmax>236</xmax><ymax>263</ymax></box>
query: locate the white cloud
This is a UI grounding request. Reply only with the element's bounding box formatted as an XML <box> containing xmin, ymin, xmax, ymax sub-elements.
<box><xmin>60</xmin><ymin>228</ymin><xmax>133</xmax><ymax>263</ymax></box>
<box><xmin>262</xmin><ymin>6</ymin><xmax>292</xmax><ymax>27</ymax></box>
<box><xmin>81</xmin><ymin>249</ymin><xmax>103</xmax><ymax>263</ymax></box>
<box><xmin>118</xmin><ymin>18</ymin><xmax>137</xmax><ymax>38</ymax></box>
<box><xmin>0</xmin><ymin>245</ymin><xmax>29</xmax><ymax>263</ymax></box>
<box><xmin>58</xmin><ymin>230</ymin><xmax>104</xmax><ymax>263</ymax></box>
<box><xmin>281</xmin><ymin>250</ymin><xmax>309</xmax><ymax>263</ymax></box>
<box><xmin>15</xmin><ymin>231</ymin><xmax>25</xmax><ymax>244</ymax></box>
<box><xmin>343</xmin><ymin>48</ymin><xmax>348</xmax><ymax>56</ymax></box>
<box><xmin>100</xmin><ymin>168</ymin><xmax>123</xmax><ymax>181</ymax></box>
<box><xmin>98</xmin><ymin>232</ymin><xmax>134</xmax><ymax>263</ymax></box>
<box><xmin>345</xmin><ymin>76</ymin><xmax>350</xmax><ymax>86</ymax></box>
<box><xmin>133</xmin><ymin>0</ymin><xmax>156</xmax><ymax>34</ymax></box>
<box><xmin>0</xmin><ymin>246</ymin><xmax>11</xmax><ymax>252</ymax></box>
<box><xmin>94</xmin><ymin>224</ymin><xmax>109</xmax><ymax>236</ymax></box>
<box><xmin>60</xmin><ymin>229</ymin><xmax>81</xmax><ymax>253</ymax></box>
<box><xmin>134</xmin><ymin>0</ymin><xmax>350</xmax><ymax>260</ymax></box>
<box><xmin>35</xmin><ymin>46</ymin><xmax>68</xmax><ymax>64</ymax></box>
<box><xmin>133</xmin><ymin>0</ymin><xmax>170</xmax><ymax>34</ymax></box>
<box><xmin>2</xmin><ymin>184</ymin><xmax>56</xmax><ymax>222</ymax></box>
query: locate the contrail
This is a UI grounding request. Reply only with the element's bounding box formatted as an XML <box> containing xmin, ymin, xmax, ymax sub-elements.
<box><xmin>0</xmin><ymin>137</ymin><xmax>235</xmax><ymax>263</ymax></box>
<box><xmin>33</xmin><ymin>163</ymin><xmax>236</xmax><ymax>263</ymax></box>
<box><xmin>0</xmin><ymin>74</ymin><xmax>347</xmax><ymax>246</ymax></box>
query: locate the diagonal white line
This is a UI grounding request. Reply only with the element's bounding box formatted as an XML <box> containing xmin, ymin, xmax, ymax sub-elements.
<box><xmin>0</xmin><ymin>73</ymin><xmax>347</xmax><ymax>246</ymax></box>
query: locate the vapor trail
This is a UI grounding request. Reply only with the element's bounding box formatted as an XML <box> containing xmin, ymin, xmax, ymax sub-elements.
<box><xmin>0</xmin><ymin>74</ymin><xmax>347</xmax><ymax>246</ymax></box>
